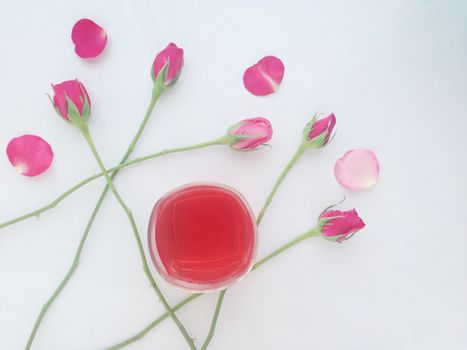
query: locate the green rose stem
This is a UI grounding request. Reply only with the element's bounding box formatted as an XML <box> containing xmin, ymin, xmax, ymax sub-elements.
<box><xmin>23</xmin><ymin>86</ymin><xmax>222</xmax><ymax>350</ymax></box>
<box><xmin>75</xmin><ymin>121</ymin><xmax>197</xmax><ymax>350</ymax></box>
<box><xmin>199</xmin><ymin>139</ymin><xmax>312</xmax><ymax>349</ymax></box>
<box><xmin>0</xmin><ymin>137</ymin><xmax>229</xmax><ymax>230</ymax></box>
<box><xmin>24</xmin><ymin>85</ymin><xmax>162</xmax><ymax>350</ymax></box>
<box><xmin>200</xmin><ymin>289</ymin><xmax>226</xmax><ymax>350</ymax></box>
<box><xmin>256</xmin><ymin>141</ymin><xmax>307</xmax><ymax>225</ymax></box>
<box><xmin>105</xmin><ymin>227</ymin><xmax>320</xmax><ymax>350</ymax></box>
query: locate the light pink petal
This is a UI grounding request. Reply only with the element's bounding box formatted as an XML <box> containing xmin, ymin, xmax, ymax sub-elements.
<box><xmin>243</xmin><ymin>56</ymin><xmax>285</xmax><ymax>96</ymax></box>
<box><xmin>6</xmin><ymin>135</ymin><xmax>54</xmax><ymax>177</ymax></box>
<box><xmin>334</xmin><ymin>149</ymin><xmax>380</xmax><ymax>190</ymax></box>
<box><xmin>72</xmin><ymin>19</ymin><xmax>107</xmax><ymax>59</ymax></box>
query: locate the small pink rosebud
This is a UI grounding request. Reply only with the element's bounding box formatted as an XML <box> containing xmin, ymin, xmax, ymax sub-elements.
<box><xmin>243</xmin><ymin>56</ymin><xmax>285</xmax><ymax>96</ymax></box>
<box><xmin>152</xmin><ymin>43</ymin><xmax>184</xmax><ymax>87</ymax></box>
<box><xmin>318</xmin><ymin>209</ymin><xmax>365</xmax><ymax>243</ymax></box>
<box><xmin>6</xmin><ymin>134</ymin><xmax>54</xmax><ymax>177</ymax></box>
<box><xmin>303</xmin><ymin>113</ymin><xmax>336</xmax><ymax>148</ymax></box>
<box><xmin>51</xmin><ymin>79</ymin><xmax>91</xmax><ymax>124</ymax></box>
<box><xmin>71</xmin><ymin>18</ymin><xmax>107</xmax><ymax>59</ymax></box>
<box><xmin>226</xmin><ymin>117</ymin><xmax>273</xmax><ymax>151</ymax></box>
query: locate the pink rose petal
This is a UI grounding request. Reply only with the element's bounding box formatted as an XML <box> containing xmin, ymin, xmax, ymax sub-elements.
<box><xmin>6</xmin><ymin>135</ymin><xmax>54</xmax><ymax>177</ymax></box>
<box><xmin>243</xmin><ymin>56</ymin><xmax>285</xmax><ymax>96</ymax></box>
<box><xmin>334</xmin><ymin>149</ymin><xmax>380</xmax><ymax>190</ymax></box>
<box><xmin>71</xmin><ymin>19</ymin><xmax>107</xmax><ymax>59</ymax></box>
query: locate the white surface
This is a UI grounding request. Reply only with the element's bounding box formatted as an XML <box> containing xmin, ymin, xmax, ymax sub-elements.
<box><xmin>1</xmin><ymin>0</ymin><xmax>467</xmax><ymax>349</ymax></box>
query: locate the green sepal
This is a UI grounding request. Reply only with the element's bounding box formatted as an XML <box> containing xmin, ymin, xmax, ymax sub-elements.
<box><xmin>47</xmin><ymin>93</ymin><xmax>69</xmax><ymax>122</ymax></box>
<box><xmin>65</xmin><ymin>96</ymin><xmax>88</xmax><ymax>129</ymax></box>
<box><xmin>152</xmin><ymin>61</ymin><xmax>173</xmax><ymax>90</ymax></box>
<box><xmin>302</xmin><ymin>113</ymin><xmax>318</xmax><ymax>140</ymax></box>
<box><xmin>302</xmin><ymin>111</ymin><xmax>335</xmax><ymax>149</ymax></box>
<box><xmin>317</xmin><ymin>216</ymin><xmax>341</xmax><ymax>232</ymax></box>
<box><xmin>224</xmin><ymin>133</ymin><xmax>253</xmax><ymax>149</ymax></box>
<box><xmin>317</xmin><ymin>215</ymin><xmax>349</xmax><ymax>243</ymax></box>
<box><xmin>224</xmin><ymin>121</ymin><xmax>266</xmax><ymax>151</ymax></box>
<box><xmin>304</xmin><ymin>131</ymin><xmax>329</xmax><ymax>149</ymax></box>
<box><xmin>316</xmin><ymin>196</ymin><xmax>346</xmax><ymax>221</ymax></box>
<box><xmin>80</xmin><ymin>89</ymin><xmax>91</xmax><ymax>121</ymax></box>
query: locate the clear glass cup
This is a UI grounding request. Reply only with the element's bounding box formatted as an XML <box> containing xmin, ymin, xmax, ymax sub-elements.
<box><xmin>148</xmin><ymin>182</ymin><xmax>257</xmax><ymax>293</ymax></box>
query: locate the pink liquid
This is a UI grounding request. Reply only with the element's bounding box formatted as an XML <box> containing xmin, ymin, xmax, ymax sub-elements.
<box><xmin>148</xmin><ymin>183</ymin><xmax>257</xmax><ymax>292</ymax></box>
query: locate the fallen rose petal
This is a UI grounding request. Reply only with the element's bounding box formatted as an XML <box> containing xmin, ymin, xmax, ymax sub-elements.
<box><xmin>6</xmin><ymin>135</ymin><xmax>54</xmax><ymax>177</ymax></box>
<box><xmin>334</xmin><ymin>149</ymin><xmax>380</xmax><ymax>190</ymax></box>
<box><xmin>71</xmin><ymin>19</ymin><xmax>107</xmax><ymax>59</ymax></box>
<box><xmin>243</xmin><ymin>56</ymin><xmax>284</xmax><ymax>96</ymax></box>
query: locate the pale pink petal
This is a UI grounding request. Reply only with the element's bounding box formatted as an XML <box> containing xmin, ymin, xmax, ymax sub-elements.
<box><xmin>6</xmin><ymin>135</ymin><xmax>54</xmax><ymax>177</ymax></box>
<box><xmin>243</xmin><ymin>56</ymin><xmax>285</xmax><ymax>96</ymax></box>
<box><xmin>71</xmin><ymin>19</ymin><xmax>107</xmax><ymax>59</ymax></box>
<box><xmin>334</xmin><ymin>149</ymin><xmax>380</xmax><ymax>190</ymax></box>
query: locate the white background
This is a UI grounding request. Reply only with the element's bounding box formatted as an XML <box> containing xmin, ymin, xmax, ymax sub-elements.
<box><xmin>1</xmin><ymin>0</ymin><xmax>466</xmax><ymax>349</ymax></box>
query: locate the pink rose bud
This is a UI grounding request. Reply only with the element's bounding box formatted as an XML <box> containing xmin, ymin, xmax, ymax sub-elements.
<box><xmin>152</xmin><ymin>43</ymin><xmax>184</xmax><ymax>88</ymax></box>
<box><xmin>226</xmin><ymin>117</ymin><xmax>273</xmax><ymax>151</ymax></box>
<box><xmin>303</xmin><ymin>113</ymin><xmax>336</xmax><ymax>148</ymax></box>
<box><xmin>51</xmin><ymin>79</ymin><xmax>91</xmax><ymax>124</ymax></box>
<box><xmin>318</xmin><ymin>209</ymin><xmax>365</xmax><ymax>243</ymax></box>
<box><xmin>6</xmin><ymin>134</ymin><xmax>54</xmax><ymax>177</ymax></box>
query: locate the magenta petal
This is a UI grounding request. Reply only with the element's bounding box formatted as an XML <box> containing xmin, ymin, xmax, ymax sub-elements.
<box><xmin>320</xmin><ymin>209</ymin><xmax>365</xmax><ymax>240</ymax></box>
<box><xmin>71</xmin><ymin>19</ymin><xmax>107</xmax><ymax>59</ymax></box>
<box><xmin>334</xmin><ymin>149</ymin><xmax>380</xmax><ymax>190</ymax></box>
<box><xmin>52</xmin><ymin>79</ymin><xmax>89</xmax><ymax>118</ymax></box>
<box><xmin>6</xmin><ymin>135</ymin><xmax>54</xmax><ymax>177</ymax></box>
<box><xmin>308</xmin><ymin>113</ymin><xmax>336</xmax><ymax>144</ymax></box>
<box><xmin>152</xmin><ymin>43</ymin><xmax>184</xmax><ymax>85</ymax></box>
<box><xmin>243</xmin><ymin>56</ymin><xmax>285</xmax><ymax>96</ymax></box>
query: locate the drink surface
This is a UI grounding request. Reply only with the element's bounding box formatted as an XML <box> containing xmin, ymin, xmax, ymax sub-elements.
<box><xmin>148</xmin><ymin>183</ymin><xmax>257</xmax><ymax>292</ymax></box>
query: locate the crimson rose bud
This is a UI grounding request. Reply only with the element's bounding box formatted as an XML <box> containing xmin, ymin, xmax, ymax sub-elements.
<box><xmin>51</xmin><ymin>79</ymin><xmax>91</xmax><ymax>124</ymax></box>
<box><xmin>303</xmin><ymin>113</ymin><xmax>336</xmax><ymax>148</ymax></box>
<box><xmin>152</xmin><ymin>43</ymin><xmax>184</xmax><ymax>88</ymax></box>
<box><xmin>318</xmin><ymin>209</ymin><xmax>365</xmax><ymax>243</ymax></box>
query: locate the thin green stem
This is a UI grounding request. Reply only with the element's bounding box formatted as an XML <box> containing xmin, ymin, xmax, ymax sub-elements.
<box><xmin>252</xmin><ymin>228</ymin><xmax>319</xmax><ymax>270</ymax></box>
<box><xmin>79</xmin><ymin>124</ymin><xmax>197</xmax><ymax>350</ymax></box>
<box><xmin>24</xmin><ymin>188</ymin><xmax>107</xmax><ymax>350</ymax></box>
<box><xmin>1</xmin><ymin>137</ymin><xmax>227</xmax><ymax>230</ymax></box>
<box><xmin>200</xmin><ymin>290</ymin><xmax>226</xmax><ymax>350</ymax></box>
<box><xmin>198</xmin><ymin>141</ymin><xmax>309</xmax><ymax>350</ymax></box>
<box><xmin>106</xmin><ymin>294</ymin><xmax>202</xmax><ymax>350</ymax></box>
<box><xmin>105</xmin><ymin>227</ymin><xmax>319</xmax><ymax>350</ymax></box>
<box><xmin>256</xmin><ymin>143</ymin><xmax>307</xmax><ymax>225</ymax></box>
<box><xmin>24</xmin><ymin>85</ymin><xmax>163</xmax><ymax>350</ymax></box>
